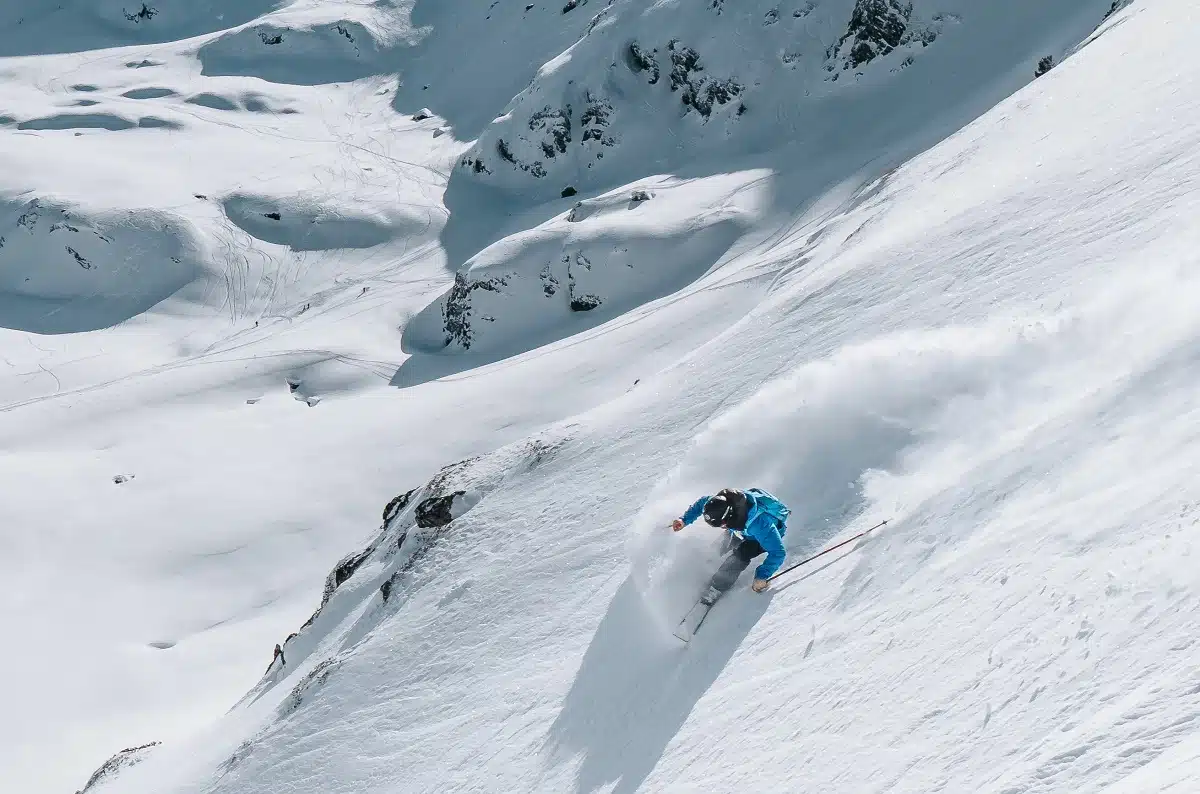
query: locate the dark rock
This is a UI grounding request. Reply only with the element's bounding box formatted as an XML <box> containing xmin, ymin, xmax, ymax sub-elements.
<box><xmin>318</xmin><ymin>544</ymin><xmax>375</xmax><ymax>607</ymax></box>
<box><xmin>332</xmin><ymin>547</ymin><xmax>371</xmax><ymax>590</ymax></box>
<box><xmin>380</xmin><ymin>578</ymin><xmax>393</xmax><ymax>602</ymax></box>
<box><xmin>530</xmin><ymin>106</ymin><xmax>572</xmax><ymax>157</ymax></box>
<box><xmin>565</xmin><ymin>250</ymin><xmax>597</xmax><ymax>307</ymax></box>
<box><xmin>580</xmin><ymin>93</ymin><xmax>614</xmax><ymax>144</ymax></box>
<box><xmin>113</xmin><ymin>474</ymin><xmax>133</xmax><ymax>484</ymax></box>
<box><xmin>1034</xmin><ymin>55</ymin><xmax>1055</xmax><ymax>77</ymax></box>
<box><xmin>831</xmin><ymin>0</ymin><xmax>912</xmax><ymax>69</ymax></box>
<box><xmin>626</xmin><ymin>42</ymin><xmax>660</xmax><ymax>84</ymax></box>
<box><xmin>415</xmin><ymin>491</ymin><xmax>466</xmax><ymax>528</ymax></box>
<box><xmin>264</xmin><ymin>211</ymin><xmax>281</xmax><ymax>220</ymax></box>
<box><xmin>382</xmin><ymin>488</ymin><xmax>416</xmax><ymax>525</ymax></box>
<box><xmin>631</xmin><ymin>190</ymin><xmax>652</xmax><ymax>202</ymax></box>
<box><xmin>442</xmin><ymin>271</ymin><xmax>509</xmax><ymax>349</ymax></box>
<box><xmin>123</xmin><ymin>4</ymin><xmax>157</xmax><ymax>23</ymax></box>
<box><xmin>666</xmin><ymin>41</ymin><xmax>743</xmax><ymax>118</ymax></box>
<box><xmin>478</xmin><ymin>106</ymin><xmax>574</xmax><ymax>179</ymax></box>
<box><xmin>686</xmin><ymin>78</ymin><xmax>743</xmax><ymax>117</ymax></box>
<box><xmin>463</xmin><ymin>156</ymin><xmax>491</xmax><ymax>174</ymax></box>
<box><xmin>411</xmin><ymin>108</ymin><xmax>433</xmax><ymax>121</ymax></box>
<box><xmin>668</xmin><ymin>41</ymin><xmax>703</xmax><ymax>93</ymax></box>
<box><xmin>259</xmin><ymin>30</ymin><xmax>284</xmax><ymax>46</ymax></box>
<box><xmin>67</xmin><ymin>246</ymin><xmax>92</xmax><ymax>269</ymax></box>
<box><xmin>561</xmin><ymin>186</ymin><xmax>578</xmax><ymax>197</ymax></box>
<box><xmin>909</xmin><ymin>24</ymin><xmax>939</xmax><ymax>47</ymax></box>
<box><xmin>1104</xmin><ymin>0</ymin><xmax>1132</xmax><ymax>19</ymax></box>
<box><xmin>539</xmin><ymin>264</ymin><xmax>560</xmax><ymax>296</ymax></box>
<box><xmin>77</xmin><ymin>742</ymin><xmax>161</xmax><ymax>793</ymax></box>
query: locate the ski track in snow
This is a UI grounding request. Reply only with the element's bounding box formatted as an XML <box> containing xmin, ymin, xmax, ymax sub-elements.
<box><xmin>2</xmin><ymin>0</ymin><xmax>1200</xmax><ymax>793</ymax></box>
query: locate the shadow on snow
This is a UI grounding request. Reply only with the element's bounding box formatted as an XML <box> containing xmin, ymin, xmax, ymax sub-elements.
<box><xmin>544</xmin><ymin>577</ymin><xmax>769</xmax><ymax>794</ymax></box>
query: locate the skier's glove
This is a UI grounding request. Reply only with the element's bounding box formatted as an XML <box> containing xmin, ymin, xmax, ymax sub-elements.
<box><xmin>752</xmin><ymin>579</ymin><xmax>770</xmax><ymax>593</ymax></box>
<box><xmin>671</xmin><ymin>518</ymin><xmax>684</xmax><ymax>532</ymax></box>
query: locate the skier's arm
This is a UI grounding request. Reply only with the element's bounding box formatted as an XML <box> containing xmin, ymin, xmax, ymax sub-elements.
<box><xmin>680</xmin><ymin>496</ymin><xmax>709</xmax><ymax>526</ymax></box>
<box><xmin>750</xmin><ymin>518</ymin><xmax>787</xmax><ymax>580</ymax></box>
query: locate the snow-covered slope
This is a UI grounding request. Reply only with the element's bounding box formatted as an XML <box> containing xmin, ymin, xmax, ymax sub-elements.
<box><xmin>4</xmin><ymin>0</ymin><xmax>1199</xmax><ymax>793</ymax></box>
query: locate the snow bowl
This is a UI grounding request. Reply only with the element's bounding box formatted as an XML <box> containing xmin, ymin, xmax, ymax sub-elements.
<box><xmin>222</xmin><ymin>193</ymin><xmax>416</xmax><ymax>252</ymax></box>
<box><xmin>0</xmin><ymin>0</ymin><xmax>282</xmax><ymax>57</ymax></box>
<box><xmin>198</xmin><ymin>20</ymin><xmax>383</xmax><ymax>86</ymax></box>
<box><xmin>401</xmin><ymin>221</ymin><xmax>741</xmax><ymax>365</ymax></box>
<box><xmin>0</xmin><ymin>196</ymin><xmax>206</xmax><ymax>333</ymax></box>
<box><xmin>400</xmin><ymin>172</ymin><xmax>764</xmax><ymax>380</ymax></box>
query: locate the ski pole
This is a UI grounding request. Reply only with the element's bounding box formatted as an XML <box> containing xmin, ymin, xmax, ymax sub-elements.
<box><xmin>767</xmin><ymin>519</ymin><xmax>889</xmax><ymax>582</ymax></box>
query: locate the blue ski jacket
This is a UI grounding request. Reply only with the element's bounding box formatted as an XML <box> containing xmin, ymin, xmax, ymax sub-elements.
<box><xmin>681</xmin><ymin>489</ymin><xmax>790</xmax><ymax>580</ymax></box>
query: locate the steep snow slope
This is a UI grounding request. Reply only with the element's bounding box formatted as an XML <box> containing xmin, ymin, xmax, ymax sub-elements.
<box><xmin>4</xmin><ymin>0</ymin><xmax>1196</xmax><ymax>793</ymax></box>
<box><xmin>424</xmin><ymin>0</ymin><xmax>1112</xmax><ymax>360</ymax></box>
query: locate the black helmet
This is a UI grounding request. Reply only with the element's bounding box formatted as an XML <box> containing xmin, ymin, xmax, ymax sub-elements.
<box><xmin>702</xmin><ymin>495</ymin><xmax>733</xmax><ymax>527</ymax></box>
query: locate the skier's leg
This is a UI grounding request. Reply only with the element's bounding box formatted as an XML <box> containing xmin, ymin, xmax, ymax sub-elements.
<box><xmin>707</xmin><ymin>538</ymin><xmax>765</xmax><ymax>595</ymax></box>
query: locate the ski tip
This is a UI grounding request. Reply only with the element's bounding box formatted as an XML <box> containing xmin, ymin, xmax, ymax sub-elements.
<box><xmin>672</xmin><ymin>625</ymin><xmax>695</xmax><ymax>643</ymax></box>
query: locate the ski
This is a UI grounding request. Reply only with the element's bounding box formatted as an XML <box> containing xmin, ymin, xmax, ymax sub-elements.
<box><xmin>673</xmin><ymin>594</ymin><xmax>717</xmax><ymax>642</ymax></box>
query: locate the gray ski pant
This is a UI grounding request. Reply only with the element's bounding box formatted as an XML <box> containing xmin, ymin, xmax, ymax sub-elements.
<box><xmin>710</xmin><ymin>535</ymin><xmax>766</xmax><ymax>593</ymax></box>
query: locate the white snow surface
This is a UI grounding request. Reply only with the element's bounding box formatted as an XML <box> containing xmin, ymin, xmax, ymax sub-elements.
<box><xmin>3</xmin><ymin>0</ymin><xmax>1200</xmax><ymax>792</ymax></box>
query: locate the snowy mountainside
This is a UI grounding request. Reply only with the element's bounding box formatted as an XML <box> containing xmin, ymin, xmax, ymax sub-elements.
<box><xmin>0</xmin><ymin>0</ymin><xmax>280</xmax><ymax>56</ymax></box>
<box><xmin>3</xmin><ymin>0</ymin><xmax>1197</xmax><ymax>793</ymax></box>
<box><xmin>420</xmin><ymin>0</ymin><xmax>1113</xmax><ymax>363</ymax></box>
<box><xmin>456</xmin><ymin>0</ymin><xmax>1105</xmax><ymax>200</ymax></box>
<box><xmin>401</xmin><ymin>171</ymin><xmax>764</xmax><ymax>363</ymax></box>
<box><xmin>0</xmin><ymin>196</ymin><xmax>205</xmax><ymax>333</ymax></box>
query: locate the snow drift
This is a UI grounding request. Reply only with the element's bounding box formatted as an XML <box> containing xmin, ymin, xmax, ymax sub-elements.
<box><xmin>402</xmin><ymin>171</ymin><xmax>763</xmax><ymax>363</ymax></box>
<box><xmin>0</xmin><ymin>196</ymin><xmax>206</xmax><ymax>333</ymax></box>
<box><xmin>222</xmin><ymin>193</ymin><xmax>416</xmax><ymax>252</ymax></box>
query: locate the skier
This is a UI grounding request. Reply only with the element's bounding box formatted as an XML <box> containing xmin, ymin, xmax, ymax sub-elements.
<box><xmin>672</xmin><ymin>488</ymin><xmax>791</xmax><ymax>604</ymax></box>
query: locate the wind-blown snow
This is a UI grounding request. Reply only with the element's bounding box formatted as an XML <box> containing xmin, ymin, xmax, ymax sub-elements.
<box><xmin>3</xmin><ymin>0</ymin><xmax>1199</xmax><ymax>793</ymax></box>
